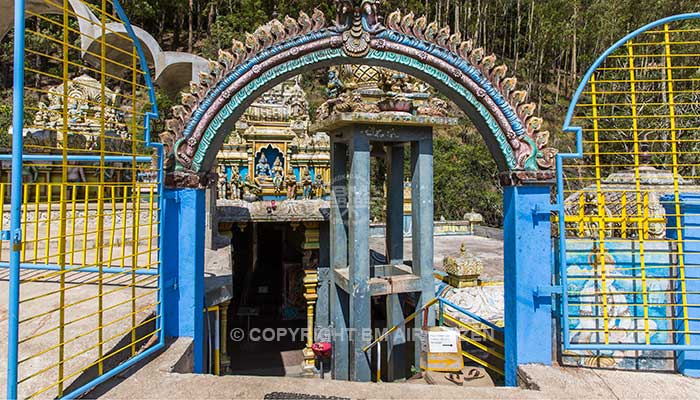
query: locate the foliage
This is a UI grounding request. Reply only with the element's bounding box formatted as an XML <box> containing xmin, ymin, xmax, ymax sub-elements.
<box><xmin>0</xmin><ymin>90</ymin><xmax>11</xmax><ymax>148</ymax></box>
<box><xmin>152</xmin><ymin>88</ymin><xmax>178</xmax><ymax>135</ymax></box>
<box><xmin>433</xmin><ymin>133</ymin><xmax>503</xmax><ymax>227</ymax></box>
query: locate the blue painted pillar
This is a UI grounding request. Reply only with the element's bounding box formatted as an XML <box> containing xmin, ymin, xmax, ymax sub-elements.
<box><xmin>662</xmin><ymin>193</ymin><xmax>700</xmax><ymax>377</ymax></box>
<box><xmin>411</xmin><ymin>136</ymin><xmax>436</xmax><ymax>367</ymax></box>
<box><xmin>386</xmin><ymin>144</ymin><xmax>407</xmax><ymax>381</ymax></box>
<box><xmin>348</xmin><ymin>132</ymin><xmax>372</xmax><ymax>382</ymax></box>
<box><xmin>503</xmin><ymin>184</ymin><xmax>553</xmax><ymax>386</ymax></box>
<box><xmin>162</xmin><ymin>188</ymin><xmax>205</xmax><ymax>373</ymax></box>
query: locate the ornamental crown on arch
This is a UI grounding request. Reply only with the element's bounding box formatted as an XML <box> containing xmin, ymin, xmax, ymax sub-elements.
<box><xmin>161</xmin><ymin>1</ymin><xmax>556</xmax><ymax>187</ymax></box>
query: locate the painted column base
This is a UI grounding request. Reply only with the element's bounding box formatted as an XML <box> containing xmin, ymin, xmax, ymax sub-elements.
<box><xmin>302</xmin><ymin>347</ymin><xmax>317</xmax><ymax>377</ymax></box>
<box><xmin>302</xmin><ymin>224</ymin><xmax>321</xmax><ymax>377</ymax></box>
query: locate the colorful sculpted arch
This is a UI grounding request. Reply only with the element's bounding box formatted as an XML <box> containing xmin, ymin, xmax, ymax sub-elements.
<box><xmin>160</xmin><ymin>1</ymin><xmax>557</xmax><ymax>187</ymax></box>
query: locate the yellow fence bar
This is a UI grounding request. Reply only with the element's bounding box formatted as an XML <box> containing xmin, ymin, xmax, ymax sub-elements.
<box><xmin>443</xmin><ymin>313</ymin><xmax>504</xmax><ymax>348</ymax></box>
<box><xmin>664</xmin><ymin>23</ymin><xmax>691</xmax><ymax>345</ymax></box>
<box><xmin>590</xmin><ymin>73</ymin><xmax>611</xmax><ymax>344</ymax></box>
<box><xmin>626</xmin><ymin>41</ymin><xmax>652</xmax><ymax>346</ymax></box>
<box><xmin>460</xmin><ymin>350</ymin><xmax>504</xmax><ymax>377</ymax></box>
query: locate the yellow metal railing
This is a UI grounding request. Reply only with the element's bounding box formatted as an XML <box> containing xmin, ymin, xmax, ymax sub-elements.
<box><xmin>438</xmin><ymin>299</ymin><xmax>505</xmax><ymax>377</ymax></box>
<box><xmin>361</xmin><ymin>297</ymin><xmax>505</xmax><ymax>380</ymax></box>
<box><xmin>556</xmin><ymin>191</ymin><xmax>666</xmax><ymax>239</ymax></box>
<box><xmin>6</xmin><ymin>180</ymin><xmax>161</xmax><ymax>399</ymax></box>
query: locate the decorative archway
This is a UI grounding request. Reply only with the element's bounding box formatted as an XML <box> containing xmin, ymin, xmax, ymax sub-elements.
<box><xmin>158</xmin><ymin>1</ymin><xmax>558</xmax><ymax>386</ymax></box>
<box><xmin>160</xmin><ymin>1</ymin><xmax>557</xmax><ymax>188</ymax></box>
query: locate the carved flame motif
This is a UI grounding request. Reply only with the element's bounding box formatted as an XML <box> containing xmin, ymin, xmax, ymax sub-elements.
<box><xmin>161</xmin><ymin>4</ymin><xmax>556</xmax><ymax>185</ymax></box>
<box><xmin>385</xmin><ymin>9</ymin><xmax>555</xmax><ymax>170</ymax></box>
<box><xmin>342</xmin><ymin>13</ymin><xmax>371</xmax><ymax>57</ymax></box>
<box><xmin>160</xmin><ymin>9</ymin><xmax>326</xmax><ymax>171</ymax></box>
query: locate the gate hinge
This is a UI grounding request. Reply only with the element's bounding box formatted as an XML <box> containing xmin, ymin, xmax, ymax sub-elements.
<box><xmin>0</xmin><ymin>230</ymin><xmax>9</xmax><ymax>241</ymax></box>
<box><xmin>534</xmin><ymin>285</ymin><xmax>563</xmax><ymax>299</ymax></box>
<box><xmin>532</xmin><ymin>204</ymin><xmax>558</xmax><ymax>216</ymax></box>
<box><xmin>165</xmin><ymin>277</ymin><xmax>178</xmax><ymax>290</ymax></box>
<box><xmin>8</xmin><ymin>228</ymin><xmax>22</xmax><ymax>251</ymax></box>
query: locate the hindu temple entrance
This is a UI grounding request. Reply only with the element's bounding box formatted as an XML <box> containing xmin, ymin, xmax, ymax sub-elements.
<box><xmin>226</xmin><ymin>222</ymin><xmax>309</xmax><ymax>376</ymax></box>
<box><xmin>160</xmin><ymin>2</ymin><xmax>557</xmax><ymax>385</ymax></box>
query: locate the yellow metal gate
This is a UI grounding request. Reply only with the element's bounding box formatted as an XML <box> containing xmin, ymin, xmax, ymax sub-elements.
<box><xmin>556</xmin><ymin>13</ymin><xmax>700</xmax><ymax>370</ymax></box>
<box><xmin>3</xmin><ymin>0</ymin><xmax>164</xmax><ymax>398</ymax></box>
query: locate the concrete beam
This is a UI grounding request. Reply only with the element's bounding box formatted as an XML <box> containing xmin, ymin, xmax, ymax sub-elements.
<box><xmin>334</xmin><ymin>266</ymin><xmax>423</xmax><ymax>296</ymax></box>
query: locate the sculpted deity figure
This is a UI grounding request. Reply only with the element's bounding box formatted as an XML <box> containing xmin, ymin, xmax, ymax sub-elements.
<box><xmin>312</xmin><ymin>173</ymin><xmax>325</xmax><ymax>199</ymax></box>
<box><xmin>21</xmin><ymin>163</ymin><xmax>39</xmax><ymax>185</ymax></box>
<box><xmin>230</xmin><ymin>129</ymin><xmax>248</xmax><ymax>146</ymax></box>
<box><xmin>301</xmin><ymin>167</ymin><xmax>314</xmax><ymax>200</ymax></box>
<box><xmin>33</xmin><ymin>102</ymin><xmax>51</xmax><ymax>126</ymax></box>
<box><xmin>272</xmin><ymin>156</ymin><xmax>284</xmax><ymax>177</ymax></box>
<box><xmin>217</xmin><ymin>166</ymin><xmax>228</xmax><ymax>200</ymax></box>
<box><xmin>272</xmin><ymin>157</ymin><xmax>285</xmax><ymax>195</ymax></box>
<box><xmin>255</xmin><ymin>153</ymin><xmax>272</xmax><ymax>180</ymax></box>
<box><xmin>361</xmin><ymin>0</ymin><xmax>382</xmax><ymax>28</ymax></box>
<box><xmin>335</xmin><ymin>0</ymin><xmax>382</xmax><ymax>29</ymax></box>
<box><xmin>291</xmin><ymin>130</ymin><xmax>312</xmax><ymax>148</ymax></box>
<box><xmin>66</xmin><ymin>161</ymin><xmax>86</xmax><ymax>184</ymax></box>
<box><xmin>326</xmin><ymin>69</ymin><xmax>345</xmax><ymax>98</ymax></box>
<box><xmin>241</xmin><ymin>174</ymin><xmax>262</xmax><ymax>202</ymax></box>
<box><xmin>285</xmin><ymin>170</ymin><xmax>298</xmax><ymax>200</ymax></box>
<box><xmin>229</xmin><ymin>168</ymin><xmax>242</xmax><ymax>200</ymax></box>
<box><xmin>67</xmin><ymin>102</ymin><xmax>82</xmax><ymax>124</ymax></box>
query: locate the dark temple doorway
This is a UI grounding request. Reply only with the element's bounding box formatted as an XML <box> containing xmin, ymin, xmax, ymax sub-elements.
<box><xmin>227</xmin><ymin>222</ymin><xmax>307</xmax><ymax>376</ymax></box>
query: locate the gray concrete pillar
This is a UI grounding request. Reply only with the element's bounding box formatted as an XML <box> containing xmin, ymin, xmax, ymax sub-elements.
<box><xmin>330</xmin><ymin>141</ymin><xmax>349</xmax><ymax>380</ymax></box>
<box><xmin>386</xmin><ymin>294</ymin><xmax>407</xmax><ymax>381</ymax></box>
<box><xmin>316</xmin><ymin>222</ymin><xmax>331</xmax><ymax>332</ymax></box>
<box><xmin>385</xmin><ymin>145</ymin><xmax>404</xmax><ymax>265</ymax></box>
<box><xmin>411</xmin><ymin>138</ymin><xmax>436</xmax><ymax>365</ymax></box>
<box><xmin>348</xmin><ymin>132</ymin><xmax>372</xmax><ymax>382</ymax></box>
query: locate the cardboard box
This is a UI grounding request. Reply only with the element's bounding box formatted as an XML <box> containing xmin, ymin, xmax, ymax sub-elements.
<box><xmin>420</xmin><ymin>326</ymin><xmax>464</xmax><ymax>372</ymax></box>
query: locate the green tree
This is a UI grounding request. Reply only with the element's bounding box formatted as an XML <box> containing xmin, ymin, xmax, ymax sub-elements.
<box><xmin>433</xmin><ymin>132</ymin><xmax>503</xmax><ymax>226</ymax></box>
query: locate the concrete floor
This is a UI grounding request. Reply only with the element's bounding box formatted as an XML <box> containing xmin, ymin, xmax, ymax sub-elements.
<box><xmin>92</xmin><ymin>338</ymin><xmax>699</xmax><ymax>399</ymax></box>
<box><xmin>0</xmin><ymin>268</ymin><xmax>159</xmax><ymax>399</ymax></box>
<box><xmin>369</xmin><ymin>234</ymin><xmax>504</xmax><ymax>282</ymax></box>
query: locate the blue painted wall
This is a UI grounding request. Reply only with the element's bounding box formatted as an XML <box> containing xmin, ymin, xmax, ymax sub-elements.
<box><xmin>162</xmin><ymin>188</ymin><xmax>206</xmax><ymax>373</ymax></box>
